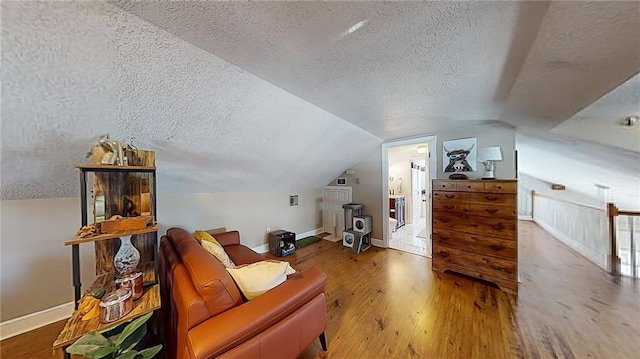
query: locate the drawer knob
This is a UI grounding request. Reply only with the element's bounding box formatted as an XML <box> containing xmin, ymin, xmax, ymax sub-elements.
<box><xmin>486</xmin><ymin>196</ymin><xmax>498</xmax><ymax>201</ymax></box>
<box><xmin>492</xmin><ymin>223</ymin><xmax>505</xmax><ymax>231</ymax></box>
<box><xmin>444</xmin><ymin>205</ymin><xmax>455</xmax><ymax>210</ymax></box>
<box><xmin>485</xmin><ymin>209</ymin><xmax>499</xmax><ymax>214</ymax></box>
<box><xmin>445</xmin><ymin>194</ymin><xmax>455</xmax><ymax>199</ymax></box>
<box><xmin>489</xmin><ymin>244</ymin><xmax>504</xmax><ymax>251</ymax></box>
<box><xmin>496</xmin><ymin>186</ymin><xmax>502</xmax><ymax>189</ymax></box>
<box><xmin>440</xmin><ymin>218</ymin><xmax>450</xmax><ymax>223</ymax></box>
<box><xmin>439</xmin><ymin>251</ymin><xmax>450</xmax><ymax>258</ymax></box>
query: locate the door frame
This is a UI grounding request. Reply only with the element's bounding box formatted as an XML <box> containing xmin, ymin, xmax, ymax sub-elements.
<box><xmin>381</xmin><ymin>136</ymin><xmax>437</xmax><ymax>248</ymax></box>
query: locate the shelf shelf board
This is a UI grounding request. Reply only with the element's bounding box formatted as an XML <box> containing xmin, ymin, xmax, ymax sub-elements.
<box><xmin>74</xmin><ymin>163</ymin><xmax>156</xmax><ymax>171</ymax></box>
<box><xmin>65</xmin><ymin>225</ymin><xmax>158</xmax><ymax>245</ymax></box>
<box><xmin>52</xmin><ymin>271</ymin><xmax>160</xmax><ymax>350</ymax></box>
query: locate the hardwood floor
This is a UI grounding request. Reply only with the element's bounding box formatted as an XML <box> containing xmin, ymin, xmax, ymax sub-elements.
<box><xmin>2</xmin><ymin>221</ymin><xmax>638</xmax><ymax>358</ymax></box>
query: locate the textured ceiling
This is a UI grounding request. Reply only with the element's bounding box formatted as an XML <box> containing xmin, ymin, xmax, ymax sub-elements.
<box><xmin>502</xmin><ymin>1</ymin><xmax>640</xmax><ymax>130</ymax></box>
<box><xmin>552</xmin><ymin>74</ymin><xmax>640</xmax><ymax>152</ymax></box>
<box><xmin>2</xmin><ymin>1</ymin><xmax>639</xmax><ymax>202</ymax></box>
<box><xmin>113</xmin><ymin>1</ymin><xmax>640</xmax><ymax>139</ymax></box>
<box><xmin>112</xmin><ymin>0</ymin><xmax>534</xmax><ymax>139</ymax></box>
<box><xmin>1</xmin><ymin>1</ymin><xmax>381</xmax><ymax>200</ymax></box>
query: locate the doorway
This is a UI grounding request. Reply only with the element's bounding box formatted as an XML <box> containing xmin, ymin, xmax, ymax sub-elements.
<box><xmin>382</xmin><ymin>136</ymin><xmax>437</xmax><ymax>257</ymax></box>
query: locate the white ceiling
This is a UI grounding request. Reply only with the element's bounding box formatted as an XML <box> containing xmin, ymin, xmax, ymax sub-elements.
<box><xmin>114</xmin><ymin>1</ymin><xmax>640</xmax><ymax>138</ymax></box>
<box><xmin>551</xmin><ymin>74</ymin><xmax>640</xmax><ymax>152</ymax></box>
<box><xmin>1</xmin><ymin>1</ymin><xmax>639</xmax><ymax>202</ymax></box>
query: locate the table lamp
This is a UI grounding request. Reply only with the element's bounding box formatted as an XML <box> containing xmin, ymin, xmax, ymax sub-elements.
<box><xmin>478</xmin><ymin>146</ymin><xmax>502</xmax><ymax>179</ymax></box>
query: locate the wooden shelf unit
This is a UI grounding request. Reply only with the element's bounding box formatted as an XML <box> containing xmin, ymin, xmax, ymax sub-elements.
<box><xmin>70</xmin><ymin>163</ymin><xmax>158</xmax><ymax>304</ymax></box>
<box><xmin>65</xmin><ymin>225</ymin><xmax>159</xmax><ymax>246</ymax></box>
<box><xmin>53</xmin><ymin>159</ymin><xmax>160</xmax><ymax>358</ymax></box>
<box><xmin>52</xmin><ymin>267</ymin><xmax>160</xmax><ymax>358</ymax></box>
<box><xmin>74</xmin><ymin>163</ymin><xmax>156</xmax><ymax>171</ymax></box>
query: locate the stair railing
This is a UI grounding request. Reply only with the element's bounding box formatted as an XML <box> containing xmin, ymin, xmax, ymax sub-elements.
<box><xmin>607</xmin><ymin>203</ymin><xmax>640</xmax><ymax>278</ymax></box>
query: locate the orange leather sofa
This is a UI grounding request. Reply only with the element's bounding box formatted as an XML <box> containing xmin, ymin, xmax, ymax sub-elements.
<box><xmin>159</xmin><ymin>228</ymin><xmax>328</xmax><ymax>359</ymax></box>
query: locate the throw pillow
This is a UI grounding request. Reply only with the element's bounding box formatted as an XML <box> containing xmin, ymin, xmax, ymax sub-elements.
<box><xmin>226</xmin><ymin>261</ymin><xmax>294</xmax><ymax>300</ymax></box>
<box><xmin>194</xmin><ymin>230</ymin><xmax>222</xmax><ymax>247</ymax></box>
<box><xmin>201</xmin><ymin>240</ymin><xmax>236</xmax><ymax>268</ymax></box>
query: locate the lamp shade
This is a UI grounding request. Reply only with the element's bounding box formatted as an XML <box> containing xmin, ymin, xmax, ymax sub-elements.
<box><xmin>478</xmin><ymin>146</ymin><xmax>503</xmax><ymax>162</ymax></box>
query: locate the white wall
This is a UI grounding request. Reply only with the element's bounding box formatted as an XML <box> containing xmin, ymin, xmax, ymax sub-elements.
<box><xmin>0</xmin><ymin>189</ymin><xmax>321</xmax><ymax>322</ymax></box>
<box><xmin>517</xmin><ymin>131</ymin><xmax>640</xmax><ymax>210</ymax></box>
<box><xmin>518</xmin><ymin>173</ymin><xmax>601</xmax><ymax>208</ymax></box>
<box><xmin>329</xmin><ymin>123</ymin><xmax>516</xmax><ymax>242</ymax></box>
<box><xmin>437</xmin><ymin>123</ymin><xmax>516</xmax><ymax>180</ymax></box>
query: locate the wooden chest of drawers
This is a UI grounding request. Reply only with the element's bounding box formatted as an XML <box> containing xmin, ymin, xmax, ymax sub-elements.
<box><xmin>431</xmin><ymin>179</ymin><xmax>518</xmax><ymax>294</ymax></box>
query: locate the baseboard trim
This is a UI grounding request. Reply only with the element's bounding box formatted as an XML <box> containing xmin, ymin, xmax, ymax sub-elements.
<box><xmin>297</xmin><ymin>227</ymin><xmax>324</xmax><ymax>239</ymax></box>
<box><xmin>371</xmin><ymin>238</ymin><xmax>384</xmax><ymax>247</ymax></box>
<box><xmin>251</xmin><ymin>243</ymin><xmax>269</xmax><ymax>254</ymax></box>
<box><xmin>252</xmin><ymin>228</ymin><xmax>323</xmax><ymax>254</ymax></box>
<box><xmin>323</xmin><ymin>235</ymin><xmax>341</xmax><ymax>243</ymax></box>
<box><xmin>0</xmin><ymin>301</ymin><xmax>73</xmax><ymax>341</ymax></box>
<box><xmin>518</xmin><ymin>215</ymin><xmax>534</xmax><ymax>221</ymax></box>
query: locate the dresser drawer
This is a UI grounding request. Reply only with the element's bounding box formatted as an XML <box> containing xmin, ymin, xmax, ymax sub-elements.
<box><xmin>465</xmin><ymin>203</ymin><xmax>516</xmax><ymax>219</ymax></box>
<box><xmin>466</xmin><ymin>193</ymin><xmax>515</xmax><ymax>206</ymax></box>
<box><xmin>456</xmin><ymin>181</ymin><xmax>485</xmax><ymax>192</ymax></box>
<box><xmin>484</xmin><ymin>182</ymin><xmax>516</xmax><ymax>193</ymax></box>
<box><xmin>432</xmin><ymin>228</ymin><xmax>516</xmax><ymax>260</ymax></box>
<box><xmin>432</xmin><ymin>191</ymin><xmax>468</xmax><ymax>204</ymax></box>
<box><xmin>432</xmin><ymin>245</ymin><xmax>516</xmax><ymax>280</ymax></box>
<box><xmin>432</xmin><ymin>201</ymin><xmax>467</xmax><ymax>213</ymax></box>
<box><xmin>432</xmin><ymin>212</ymin><xmax>516</xmax><ymax>240</ymax></box>
<box><xmin>433</xmin><ymin>180</ymin><xmax>456</xmax><ymax>191</ymax></box>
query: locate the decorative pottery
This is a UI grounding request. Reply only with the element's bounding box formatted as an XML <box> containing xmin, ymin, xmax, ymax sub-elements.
<box><xmin>113</xmin><ymin>235</ymin><xmax>140</xmax><ymax>275</ymax></box>
<box><xmin>115</xmin><ymin>269</ymin><xmax>143</xmax><ymax>300</ymax></box>
<box><xmin>99</xmin><ymin>288</ymin><xmax>133</xmax><ymax>323</ymax></box>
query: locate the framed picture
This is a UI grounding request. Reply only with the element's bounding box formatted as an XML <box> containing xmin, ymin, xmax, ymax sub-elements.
<box><xmin>443</xmin><ymin>137</ymin><xmax>477</xmax><ymax>172</ymax></box>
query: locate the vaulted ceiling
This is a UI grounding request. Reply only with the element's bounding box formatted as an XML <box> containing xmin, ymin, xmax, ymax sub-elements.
<box><xmin>113</xmin><ymin>0</ymin><xmax>639</xmax><ymax>138</ymax></box>
<box><xmin>1</xmin><ymin>1</ymin><xmax>639</xmax><ymax>201</ymax></box>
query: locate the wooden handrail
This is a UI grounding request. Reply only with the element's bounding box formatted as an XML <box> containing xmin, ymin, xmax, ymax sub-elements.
<box><xmin>608</xmin><ymin>204</ymin><xmax>640</xmax><ymax>278</ymax></box>
<box><xmin>618</xmin><ymin>210</ymin><xmax>640</xmax><ymax>217</ymax></box>
<box><xmin>607</xmin><ymin>203</ymin><xmax>620</xmax><ymax>276</ymax></box>
<box><xmin>532</xmin><ymin>191</ymin><xmax>604</xmax><ymax>211</ymax></box>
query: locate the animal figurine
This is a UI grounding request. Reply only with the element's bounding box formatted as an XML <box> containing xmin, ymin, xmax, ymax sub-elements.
<box><xmin>98</xmin><ymin>135</ymin><xmax>127</xmax><ymax>166</ymax></box>
<box><xmin>122</xmin><ymin>196</ymin><xmax>140</xmax><ymax>217</ymax></box>
<box><xmin>444</xmin><ymin>144</ymin><xmax>474</xmax><ymax>172</ymax></box>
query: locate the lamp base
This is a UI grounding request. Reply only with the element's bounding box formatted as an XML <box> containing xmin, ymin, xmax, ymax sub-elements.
<box><xmin>481</xmin><ymin>162</ymin><xmax>496</xmax><ymax>179</ymax></box>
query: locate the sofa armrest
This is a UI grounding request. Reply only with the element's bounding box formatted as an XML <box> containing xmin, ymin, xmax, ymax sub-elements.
<box><xmin>186</xmin><ymin>267</ymin><xmax>327</xmax><ymax>359</ymax></box>
<box><xmin>214</xmin><ymin>231</ymin><xmax>241</xmax><ymax>247</ymax></box>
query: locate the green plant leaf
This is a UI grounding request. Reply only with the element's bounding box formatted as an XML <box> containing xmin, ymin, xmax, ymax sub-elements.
<box><xmin>136</xmin><ymin>345</ymin><xmax>162</xmax><ymax>359</ymax></box>
<box><xmin>86</xmin><ymin>345</ymin><xmax>118</xmax><ymax>359</ymax></box>
<box><xmin>115</xmin><ymin>350</ymin><xmax>138</xmax><ymax>359</ymax></box>
<box><xmin>119</xmin><ymin>323</ymin><xmax>147</xmax><ymax>352</ymax></box>
<box><xmin>115</xmin><ymin>312</ymin><xmax>153</xmax><ymax>347</ymax></box>
<box><xmin>66</xmin><ymin>331</ymin><xmax>112</xmax><ymax>355</ymax></box>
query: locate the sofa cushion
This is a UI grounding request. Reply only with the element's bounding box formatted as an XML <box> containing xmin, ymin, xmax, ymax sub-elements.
<box><xmin>226</xmin><ymin>261</ymin><xmax>289</xmax><ymax>300</ymax></box>
<box><xmin>167</xmin><ymin>228</ymin><xmax>243</xmax><ymax>317</ymax></box>
<box><xmin>194</xmin><ymin>230</ymin><xmax>222</xmax><ymax>247</ymax></box>
<box><xmin>224</xmin><ymin>244</ymin><xmax>265</xmax><ymax>265</ymax></box>
<box><xmin>201</xmin><ymin>240</ymin><xmax>236</xmax><ymax>268</ymax></box>
<box><xmin>226</xmin><ymin>261</ymin><xmax>296</xmax><ymax>300</ymax></box>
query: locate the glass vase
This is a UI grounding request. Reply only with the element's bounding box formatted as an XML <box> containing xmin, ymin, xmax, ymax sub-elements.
<box><xmin>114</xmin><ymin>235</ymin><xmax>140</xmax><ymax>275</ymax></box>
